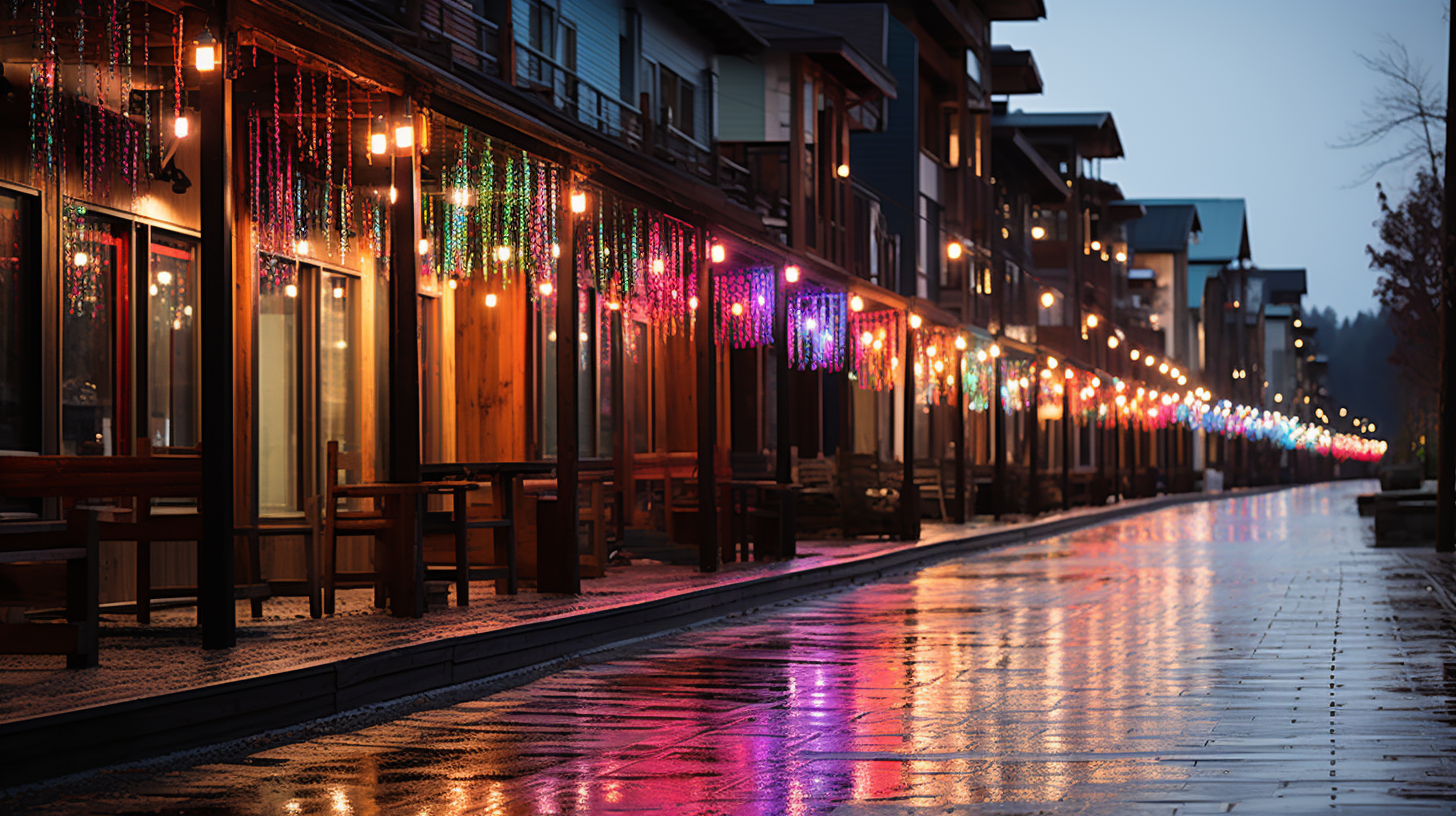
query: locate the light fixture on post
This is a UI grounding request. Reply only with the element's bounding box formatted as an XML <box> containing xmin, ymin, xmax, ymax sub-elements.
<box><xmin>946</xmin><ymin>241</ymin><xmax>963</xmax><ymax>260</ymax></box>
<box><xmin>1030</xmin><ymin>225</ymin><xmax>1046</xmax><ymax>240</ymax></box>
<box><xmin>370</xmin><ymin>116</ymin><xmax>388</xmax><ymax>155</ymax></box>
<box><xmin>194</xmin><ymin>28</ymin><xmax>218</xmax><ymax>72</ymax></box>
<box><xmin>909</xmin><ymin>314</ymin><xmax>923</xmax><ymax>330</ymax></box>
<box><xmin>570</xmin><ymin>191</ymin><xmax>587</xmax><ymax>214</ymax></box>
<box><xmin>849</xmin><ymin>294</ymin><xmax>864</xmax><ymax>312</ymax></box>
<box><xmin>1085</xmin><ymin>313</ymin><xmax>1098</xmax><ymax>329</ymax></box>
<box><xmin>785</xmin><ymin>264</ymin><xmax>801</xmax><ymax>283</ymax></box>
<box><xmin>710</xmin><ymin>243</ymin><xmax>726</xmax><ymax>264</ymax></box>
<box><xmin>1040</xmin><ymin>291</ymin><xmax>1055</xmax><ymax>309</ymax></box>
<box><xmin>394</xmin><ymin>118</ymin><xmax>415</xmax><ymax>150</ymax></box>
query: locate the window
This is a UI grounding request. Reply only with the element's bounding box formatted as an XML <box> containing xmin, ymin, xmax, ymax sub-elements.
<box><xmin>0</xmin><ymin>190</ymin><xmax>39</xmax><ymax>455</ymax></box>
<box><xmin>146</xmin><ymin>233</ymin><xmax>199</xmax><ymax>449</ymax></box>
<box><xmin>527</xmin><ymin>0</ymin><xmax>555</xmax><ymax>56</ymax></box>
<box><xmin>62</xmin><ymin>212</ymin><xmax>129</xmax><ymax>456</ymax></box>
<box><xmin>618</xmin><ymin>9</ymin><xmax>640</xmax><ymax>104</ymax></box>
<box><xmin>257</xmin><ymin>261</ymin><xmax>301</xmax><ymax>517</ymax></box>
<box><xmin>319</xmin><ymin>272</ymin><xmax>363</xmax><ymax>483</ymax></box>
<box><xmin>659</xmin><ymin>67</ymin><xmax>696</xmax><ymax>138</ymax></box>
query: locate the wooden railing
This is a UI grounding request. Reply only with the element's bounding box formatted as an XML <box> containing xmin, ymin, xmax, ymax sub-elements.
<box><xmin>420</xmin><ymin>0</ymin><xmax>501</xmax><ymax>78</ymax></box>
<box><xmin>514</xmin><ymin>41</ymin><xmax>643</xmax><ymax>151</ymax></box>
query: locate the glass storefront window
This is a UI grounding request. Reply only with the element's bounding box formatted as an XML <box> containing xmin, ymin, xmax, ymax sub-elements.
<box><xmin>0</xmin><ymin>191</ymin><xmax>39</xmax><ymax>455</ymax></box>
<box><xmin>319</xmin><ymin>271</ymin><xmax>362</xmax><ymax>484</ymax></box>
<box><xmin>147</xmin><ymin>233</ymin><xmax>199</xmax><ymax>449</ymax></box>
<box><xmin>258</xmin><ymin>261</ymin><xmax>301</xmax><ymax>516</ymax></box>
<box><xmin>62</xmin><ymin>212</ymin><xmax>128</xmax><ymax>456</ymax></box>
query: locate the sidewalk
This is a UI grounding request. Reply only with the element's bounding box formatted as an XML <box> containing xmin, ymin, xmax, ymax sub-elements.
<box><xmin>0</xmin><ymin>487</ymin><xmax>1289</xmax><ymax>787</ymax></box>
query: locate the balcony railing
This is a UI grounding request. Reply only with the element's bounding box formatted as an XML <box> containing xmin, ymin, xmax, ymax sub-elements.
<box><xmin>514</xmin><ymin>41</ymin><xmax>643</xmax><ymax>152</ymax></box>
<box><xmin>420</xmin><ymin>0</ymin><xmax>501</xmax><ymax>79</ymax></box>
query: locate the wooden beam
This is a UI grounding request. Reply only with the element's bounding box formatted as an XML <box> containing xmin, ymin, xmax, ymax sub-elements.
<box><xmin>900</xmin><ymin>316</ymin><xmax>919</xmax><ymax>540</ymax></box>
<box><xmin>992</xmin><ymin>349</ymin><xmax>1005</xmax><ymax>518</ymax></box>
<box><xmin>1027</xmin><ymin>371</ymin><xmax>1040</xmax><ymax>517</ymax></box>
<box><xmin>388</xmin><ymin>95</ymin><xmax>421</xmax><ymax>485</ymax></box>
<box><xmin>199</xmin><ymin>0</ymin><xmax>236</xmax><ymax>649</ymax></box>
<box><xmin>696</xmin><ymin>230</ymin><xmax>720</xmax><ymax>573</ymax></box>
<box><xmin>540</xmin><ymin>166</ymin><xmax>580</xmax><ymax>594</ymax></box>
<box><xmin>953</xmin><ymin>345</ymin><xmax>966</xmax><ymax>524</ymax></box>
<box><xmin>1061</xmin><ymin>374</ymin><xmax>1070</xmax><ymax>511</ymax></box>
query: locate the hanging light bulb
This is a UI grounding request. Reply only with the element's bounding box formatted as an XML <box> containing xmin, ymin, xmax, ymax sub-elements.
<box><xmin>946</xmin><ymin>241</ymin><xmax>963</xmax><ymax>260</ymax></box>
<box><xmin>485</xmin><ymin>293</ymin><xmax>498</xmax><ymax>308</ymax></box>
<box><xmin>1107</xmin><ymin>335</ymin><xmax>1119</xmax><ymax>349</ymax></box>
<box><xmin>570</xmin><ymin>192</ymin><xmax>587</xmax><ymax>213</ymax></box>
<box><xmin>295</xmin><ymin>239</ymin><xmax>310</xmax><ymax>256</ymax></box>
<box><xmin>785</xmin><ymin>265</ymin><xmax>801</xmax><ymax>283</ymax></box>
<box><xmin>1130</xmin><ymin>349</ymin><xmax>1140</xmax><ymax>361</ymax></box>
<box><xmin>861</xmin><ymin>331</ymin><xmax>874</xmax><ymax>345</ymax></box>
<box><xmin>551</xmin><ymin>243</ymin><xmax>561</xmax><ymax>259</ymax></box>
<box><xmin>73</xmin><ymin>251</ymin><xmax>89</xmax><ymax>267</ymax></box>
<box><xmin>417</xmin><ymin>238</ymin><xmax>429</xmax><ymax>255</ymax></box>
<box><xmin>284</xmin><ymin>283</ymin><xmax>298</xmax><ymax>298</ymax></box>
<box><xmin>446</xmin><ymin>279</ymin><xmax>458</xmax><ymax>290</ymax></box>
<box><xmin>388</xmin><ymin>186</ymin><xmax>398</xmax><ymax>204</ymax></box>
<box><xmin>394</xmin><ymin>122</ymin><xmax>414</xmax><ymax>149</ymax></box>
<box><xmin>989</xmin><ymin>344</ymin><xmax>1001</xmax><ymax>358</ymax></box>
<box><xmin>955</xmin><ymin>336</ymin><xmax>967</xmax><ymax>351</ymax></box>
<box><xmin>538</xmin><ymin>282</ymin><xmax>554</xmax><ymax>297</ymax></box>
<box><xmin>174</xmin><ymin>114</ymin><xmax>190</xmax><ymax>139</ymax></box>
<box><xmin>1040</xmin><ymin>291</ymin><xmax>1055</xmax><ymax>308</ymax></box>
<box><xmin>332</xmin><ymin>284</ymin><xmax>344</xmax><ymax>299</ymax></box>
<box><xmin>1159</xmin><ymin>362</ymin><xmax>1169</xmax><ymax>374</ymax></box>
<box><xmin>1085</xmin><ymin>313</ymin><xmax>1098</xmax><ymax>329</ymax></box>
<box><xmin>1170</xmin><ymin>367</ymin><xmax>1180</xmax><ymax>379</ymax></box>
<box><xmin>495</xmin><ymin>245</ymin><xmax>512</xmax><ymax>263</ymax></box>
<box><xmin>836</xmin><ymin>164</ymin><xmax>850</xmax><ymax>178</ymax></box>
<box><xmin>849</xmin><ymin>294</ymin><xmax>864</xmax><ymax>312</ymax></box>
<box><xmin>909</xmin><ymin>314</ymin><xmax>922</xmax><ymax>329</ymax></box>
<box><xmin>194</xmin><ymin>29</ymin><xmax>218</xmax><ymax>72</ymax></box>
<box><xmin>1030</xmin><ymin>225</ymin><xmax>1046</xmax><ymax>240</ymax></box>
<box><xmin>652</xmin><ymin>258</ymin><xmax>665</xmax><ymax>274</ymax></box>
<box><xmin>370</xmin><ymin>117</ymin><xmax>388</xmax><ymax>155</ymax></box>
<box><xmin>1047</xmin><ymin>356</ymin><xmax>1058</xmax><ymax>369</ymax></box>
<box><xmin>1115</xmin><ymin>250</ymin><xmax>1127</xmax><ymax>263</ymax></box>
<box><xmin>731</xmin><ymin>302</ymin><xmax>744</xmax><ymax>316</ymax></box>
<box><xmin>1090</xmin><ymin>240</ymin><xmax>1102</xmax><ymax>251</ymax></box>
<box><xmin>156</xmin><ymin>270</ymin><xmax>173</xmax><ymax>285</ymax></box>
<box><xmin>710</xmin><ymin>244</ymin><xmax>726</xmax><ymax>263</ymax></box>
<box><xmin>1144</xmin><ymin>355</ymin><xmax>1155</xmax><ymax>367</ymax></box>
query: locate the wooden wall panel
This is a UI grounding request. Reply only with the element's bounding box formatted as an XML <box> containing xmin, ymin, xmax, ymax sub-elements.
<box><xmin>454</xmin><ymin>278</ymin><xmax>529</xmax><ymax>462</ymax></box>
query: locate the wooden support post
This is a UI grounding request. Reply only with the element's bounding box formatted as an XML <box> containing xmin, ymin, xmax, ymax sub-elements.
<box><xmin>1027</xmin><ymin>369</ymin><xmax>1041</xmax><ymax>516</ymax></box>
<box><xmin>542</xmin><ymin>170</ymin><xmax>581</xmax><ymax>593</ymax></box>
<box><xmin>775</xmin><ymin>265</ymin><xmax>796</xmax><ymax>556</ymax></box>
<box><xmin>953</xmin><ymin>345</ymin><xmax>967</xmax><ymax>524</ymax></box>
<box><xmin>198</xmin><ymin>7</ymin><xmax>235</xmax><ymax>649</ymax></box>
<box><xmin>389</xmin><ymin>96</ymin><xmax>422</xmax><ymax>486</ymax></box>
<box><xmin>611</xmin><ymin>309</ymin><xmax>627</xmax><ymax>543</ymax></box>
<box><xmin>900</xmin><ymin>317</ymin><xmax>919</xmax><ymax>540</ymax></box>
<box><xmin>992</xmin><ymin>348</ymin><xmax>1006</xmax><ymax>518</ymax></box>
<box><xmin>696</xmin><ymin>234</ymin><xmax>720</xmax><ymax>572</ymax></box>
<box><xmin>1060</xmin><ymin>376</ymin><xmax>1070</xmax><ymax>511</ymax></box>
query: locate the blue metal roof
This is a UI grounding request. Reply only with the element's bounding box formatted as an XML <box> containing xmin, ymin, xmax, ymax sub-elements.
<box><xmin>1188</xmin><ymin>262</ymin><xmax>1223</xmax><ymax>310</ymax></box>
<box><xmin>1128</xmin><ymin>198</ymin><xmax>1249</xmax><ymax>264</ymax></box>
<box><xmin>1126</xmin><ymin>204</ymin><xmax>1201</xmax><ymax>253</ymax></box>
<box><xmin>1265</xmin><ymin>304</ymin><xmax>1293</xmax><ymax>318</ymax></box>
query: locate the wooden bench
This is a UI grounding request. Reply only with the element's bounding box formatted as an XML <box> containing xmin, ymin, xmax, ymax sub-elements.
<box><xmin>0</xmin><ymin>441</ymin><xmax>221</xmax><ymax>624</ymax></box>
<box><xmin>0</xmin><ymin>511</ymin><xmax>100</xmax><ymax>668</ymax></box>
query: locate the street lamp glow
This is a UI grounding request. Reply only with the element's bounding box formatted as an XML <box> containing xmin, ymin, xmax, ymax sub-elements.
<box><xmin>909</xmin><ymin>314</ymin><xmax>923</xmax><ymax>329</ymax></box>
<box><xmin>946</xmin><ymin>241</ymin><xmax>963</xmax><ymax>260</ymax></box>
<box><xmin>710</xmin><ymin>244</ymin><xmax>726</xmax><ymax>263</ymax></box>
<box><xmin>1031</xmin><ymin>225</ymin><xmax>1046</xmax><ymax>240</ymax></box>
<box><xmin>1085</xmin><ymin>314</ymin><xmax>1098</xmax><ymax>329</ymax></box>
<box><xmin>1040</xmin><ymin>291</ymin><xmax>1055</xmax><ymax>308</ymax></box>
<box><xmin>785</xmin><ymin>264</ymin><xmax>801</xmax><ymax>283</ymax></box>
<box><xmin>1107</xmin><ymin>335</ymin><xmax>1119</xmax><ymax>349</ymax></box>
<box><xmin>394</xmin><ymin>124</ymin><xmax>414</xmax><ymax>149</ymax></box>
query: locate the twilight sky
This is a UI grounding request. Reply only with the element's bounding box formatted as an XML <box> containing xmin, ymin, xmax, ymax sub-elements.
<box><xmin>993</xmin><ymin>0</ymin><xmax>1449</xmax><ymax>320</ymax></box>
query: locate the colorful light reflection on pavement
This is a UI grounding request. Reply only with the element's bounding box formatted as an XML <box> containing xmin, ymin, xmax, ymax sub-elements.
<box><xmin>14</xmin><ymin>481</ymin><xmax>1456</xmax><ymax>814</ymax></box>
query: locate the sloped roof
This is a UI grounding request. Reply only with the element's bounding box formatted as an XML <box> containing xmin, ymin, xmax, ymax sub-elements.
<box><xmin>1188</xmin><ymin>262</ymin><xmax>1223</xmax><ymax>310</ymax></box>
<box><xmin>990</xmin><ymin>45</ymin><xmax>1042</xmax><ymax>95</ymax></box>
<box><xmin>1131</xmin><ymin>198</ymin><xmax>1250</xmax><ymax>264</ymax></box>
<box><xmin>735</xmin><ymin>4</ymin><xmax>897</xmax><ymax>97</ymax></box>
<box><xmin>1259</xmin><ymin>268</ymin><xmax>1307</xmax><ymax>303</ymax></box>
<box><xmin>1125</xmin><ymin>203</ymin><xmax>1201</xmax><ymax>253</ymax></box>
<box><xmin>990</xmin><ymin>111</ymin><xmax>1123</xmax><ymax>158</ymax></box>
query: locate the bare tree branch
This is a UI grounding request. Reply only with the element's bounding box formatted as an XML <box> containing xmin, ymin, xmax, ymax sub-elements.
<box><xmin>1332</xmin><ymin>36</ymin><xmax>1447</xmax><ymax>186</ymax></box>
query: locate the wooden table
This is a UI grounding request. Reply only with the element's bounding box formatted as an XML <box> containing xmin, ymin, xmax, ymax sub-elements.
<box><xmin>723</xmin><ymin>479</ymin><xmax>800</xmax><ymax>562</ymax></box>
<box><xmin>332</xmin><ymin>481</ymin><xmax>480</xmax><ymax>618</ymax></box>
<box><xmin>420</xmin><ymin>462</ymin><xmax>556</xmax><ymax>600</ymax></box>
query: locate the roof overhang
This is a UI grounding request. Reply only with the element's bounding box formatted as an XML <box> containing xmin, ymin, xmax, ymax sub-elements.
<box><xmin>990</xmin><ymin>46</ymin><xmax>1042</xmax><ymax>95</ymax></box>
<box><xmin>736</xmin><ymin>7</ymin><xmax>897</xmax><ymax>99</ymax></box>
<box><xmin>674</xmin><ymin>1</ymin><xmax>770</xmax><ymax>55</ymax></box>
<box><xmin>993</xmin><ymin>127</ymin><xmax>1070</xmax><ymax>202</ymax></box>
<box><xmin>982</xmin><ymin>0</ymin><xmax>1048</xmax><ymax>21</ymax></box>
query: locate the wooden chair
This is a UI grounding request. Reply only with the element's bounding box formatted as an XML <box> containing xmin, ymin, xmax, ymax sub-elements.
<box><xmin>913</xmin><ymin>460</ymin><xmax>948</xmax><ymax>519</ymax></box>
<box><xmin>522</xmin><ymin>475</ymin><xmax>612</xmax><ymax>579</ymax></box>
<box><xmin>0</xmin><ymin>510</ymin><xmax>100</xmax><ymax>668</ymax></box>
<box><xmin>321</xmin><ymin>441</ymin><xmax>393</xmax><ymax>615</ymax></box>
<box><xmin>421</xmin><ymin>476</ymin><xmax>513</xmax><ymax>604</ymax></box>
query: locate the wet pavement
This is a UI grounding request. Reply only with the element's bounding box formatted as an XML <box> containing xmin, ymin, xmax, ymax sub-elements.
<box><xmin>12</xmin><ymin>480</ymin><xmax>1456</xmax><ymax>814</ymax></box>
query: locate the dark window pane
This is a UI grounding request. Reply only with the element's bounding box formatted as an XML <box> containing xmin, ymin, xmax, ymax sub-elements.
<box><xmin>0</xmin><ymin>191</ymin><xmax>39</xmax><ymax>454</ymax></box>
<box><xmin>62</xmin><ymin>212</ymin><xmax>127</xmax><ymax>456</ymax></box>
<box><xmin>147</xmin><ymin>233</ymin><xmax>199</xmax><ymax>449</ymax></box>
